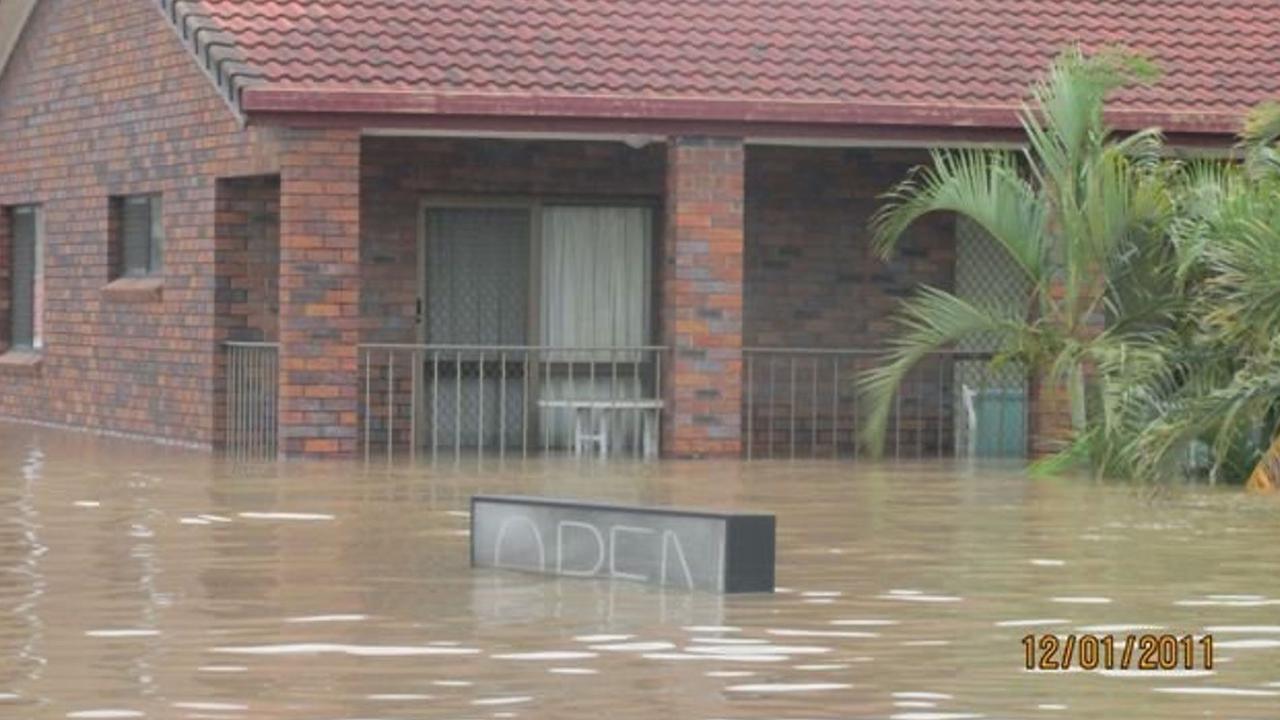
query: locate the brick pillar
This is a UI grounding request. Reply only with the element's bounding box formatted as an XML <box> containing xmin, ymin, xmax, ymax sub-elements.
<box><xmin>278</xmin><ymin>128</ymin><xmax>361</xmax><ymax>458</ymax></box>
<box><xmin>661</xmin><ymin>136</ymin><xmax>745</xmax><ymax>459</ymax></box>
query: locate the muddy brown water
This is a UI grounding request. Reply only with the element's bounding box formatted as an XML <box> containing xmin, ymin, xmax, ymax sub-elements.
<box><xmin>2</xmin><ymin>422</ymin><xmax>1280</xmax><ymax>719</ymax></box>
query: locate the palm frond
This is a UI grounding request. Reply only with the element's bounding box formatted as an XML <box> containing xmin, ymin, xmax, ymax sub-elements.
<box><xmin>857</xmin><ymin>287</ymin><xmax>1033</xmax><ymax>457</ymax></box>
<box><xmin>870</xmin><ymin>150</ymin><xmax>1047</xmax><ymax>287</ymax></box>
<box><xmin>1242</xmin><ymin>101</ymin><xmax>1280</xmax><ymax>179</ymax></box>
<box><xmin>1019</xmin><ymin>46</ymin><xmax>1160</xmax><ymax>197</ymax></box>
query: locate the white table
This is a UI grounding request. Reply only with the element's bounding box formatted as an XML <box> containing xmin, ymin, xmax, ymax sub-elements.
<box><xmin>536</xmin><ymin>399</ymin><xmax>664</xmax><ymax>460</ymax></box>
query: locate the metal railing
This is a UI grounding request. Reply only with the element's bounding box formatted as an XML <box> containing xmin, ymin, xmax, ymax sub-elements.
<box><xmin>222</xmin><ymin>342</ymin><xmax>1022</xmax><ymax>464</ymax></box>
<box><xmin>224</xmin><ymin>341</ymin><xmax>279</xmax><ymax>460</ymax></box>
<box><xmin>743</xmin><ymin>348</ymin><xmax>1027</xmax><ymax>460</ymax></box>
<box><xmin>359</xmin><ymin>344</ymin><xmax>667</xmax><ymax>462</ymax></box>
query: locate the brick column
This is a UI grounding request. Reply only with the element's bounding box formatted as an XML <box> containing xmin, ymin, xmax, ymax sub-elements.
<box><xmin>278</xmin><ymin>128</ymin><xmax>361</xmax><ymax>458</ymax></box>
<box><xmin>661</xmin><ymin>136</ymin><xmax>745</xmax><ymax>459</ymax></box>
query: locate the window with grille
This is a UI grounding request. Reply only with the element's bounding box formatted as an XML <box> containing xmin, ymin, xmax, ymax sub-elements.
<box><xmin>111</xmin><ymin>194</ymin><xmax>163</xmax><ymax>278</ymax></box>
<box><xmin>7</xmin><ymin>205</ymin><xmax>42</xmax><ymax>350</ymax></box>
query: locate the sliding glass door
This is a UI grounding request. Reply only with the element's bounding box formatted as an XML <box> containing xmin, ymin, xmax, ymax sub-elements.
<box><xmin>421</xmin><ymin>201</ymin><xmax>654</xmax><ymax>452</ymax></box>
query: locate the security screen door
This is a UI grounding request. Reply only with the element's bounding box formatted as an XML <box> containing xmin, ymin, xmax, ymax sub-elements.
<box><xmin>422</xmin><ymin>203</ymin><xmax>653</xmax><ymax>452</ymax></box>
<box><xmin>953</xmin><ymin>217</ymin><xmax>1029</xmax><ymax>457</ymax></box>
<box><xmin>424</xmin><ymin>207</ymin><xmax>531</xmax><ymax>449</ymax></box>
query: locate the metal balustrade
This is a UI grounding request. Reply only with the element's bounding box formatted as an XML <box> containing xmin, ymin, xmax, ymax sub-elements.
<box><xmin>223</xmin><ymin>341</ymin><xmax>279</xmax><ymax>461</ymax></box>
<box><xmin>222</xmin><ymin>343</ymin><xmax>1025</xmax><ymax>463</ymax></box>
<box><xmin>359</xmin><ymin>344</ymin><xmax>667</xmax><ymax>463</ymax></box>
<box><xmin>742</xmin><ymin>348</ymin><xmax>1026</xmax><ymax>460</ymax></box>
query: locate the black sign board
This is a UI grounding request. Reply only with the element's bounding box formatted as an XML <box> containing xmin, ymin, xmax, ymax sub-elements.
<box><xmin>471</xmin><ymin>495</ymin><xmax>775</xmax><ymax>594</ymax></box>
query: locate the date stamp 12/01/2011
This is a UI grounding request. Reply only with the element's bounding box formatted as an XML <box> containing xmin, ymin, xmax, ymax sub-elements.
<box><xmin>1023</xmin><ymin>634</ymin><xmax>1214</xmax><ymax>671</ymax></box>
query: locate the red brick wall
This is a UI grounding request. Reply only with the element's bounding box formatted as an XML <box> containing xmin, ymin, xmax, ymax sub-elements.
<box><xmin>278</xmin><ymin>128</ymin><xmax>362</xmax><ymax>457</ymax></box>
<box><xmin>0</xmin><ymin>0</ymin><xmax>275</xmax><ymax>446</ymax></box>
<box><xmin>215</xmin><ymin>177</ymin><xmax>280</xmax><ymax>344</ymax></box>
<box><xmin>662</xmin><ymin>137</ymin><xmax>746</xmax><ymax>459</ymax></box>
<box><xmin>743</xmin><ymin>147</ymin><xmax>957</xmax><ymax>458</ymax></box>
<box><xmin>745</xmin><ymin>147</ymin><xmax>955</xmax><ymax>348</ymax></box>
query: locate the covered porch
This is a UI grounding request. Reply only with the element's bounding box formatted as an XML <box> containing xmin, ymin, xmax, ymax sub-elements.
<box><xmin>214</xmin><ymin>132</ymin><xmax>1031</xmax><ymax>462</ymax></box>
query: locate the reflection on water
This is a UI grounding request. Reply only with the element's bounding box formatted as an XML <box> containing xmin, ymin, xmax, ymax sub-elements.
<box><xmin>2</xmin><ymin>421</ymin><xmax>1280</xmax><ymax>718</ymax></box>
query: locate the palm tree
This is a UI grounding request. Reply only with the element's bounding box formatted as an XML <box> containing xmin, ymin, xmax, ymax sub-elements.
<box><xmin>860</xmin><ymin>48</ymin><xmax>1176</xmax><ymax>469</ymax></box>
<box><xmin>1122</xmin><ymin>102</ymin><xmax>1280</xmax><ymax>488</ymax></box>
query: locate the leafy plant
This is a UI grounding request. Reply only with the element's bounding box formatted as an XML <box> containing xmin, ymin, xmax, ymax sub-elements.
<box><xmin>860</xmin><ymin>47</ymin><xmax>1175</xmax><ymax>472</ymax></box>
<box><xmin>1121</xmin><ymin>103</ymin><xmax>1280</xmax><ymax>487</ymax></box>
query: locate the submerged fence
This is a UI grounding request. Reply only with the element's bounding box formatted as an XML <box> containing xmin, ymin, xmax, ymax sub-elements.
<box><xmin>359</xmin><ymin>344</ymin><xmax>667</xmax><ymax>462</ymax></box>
<box><xmin>742</xmin><ymin>348</ymin><xmax>1026</xmax><ymax>460</ymax></box>
<box><xmin>223</xmin><ymin>341</ymin><xmax>279</xmax><ymax>461</ymax></box>
<box><xmin>221</xmin><ymin>343</ymin><xmax>1027</xmax><ymax>463</ymax></box>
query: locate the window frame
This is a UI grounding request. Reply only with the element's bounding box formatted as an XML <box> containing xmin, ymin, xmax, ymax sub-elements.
<box><xmin>112</xmin><ymin>193</ymin><xmax>164</xmax><ymax>279</ymax></box>
<box><xmin>6</xmin><ymin>204</ymin><xmax>44</xmax><ymax>352</ymax></box>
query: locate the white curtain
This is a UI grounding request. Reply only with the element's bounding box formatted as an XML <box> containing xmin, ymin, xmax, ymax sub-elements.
<box><xmin>539</xmin><ymin>206</ymin><xmax>653</xmax><ymax>450</ymax></box>
<box><xmin>540</xmin><ymin>206</ymin><xmax>651</xmax><ymax>357</ymax></box>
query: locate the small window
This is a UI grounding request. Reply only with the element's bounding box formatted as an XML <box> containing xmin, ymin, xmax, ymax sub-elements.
<box><xmin>7</xmin><ymin>205</ymin><xmax>43</xmax><ymax>351</ymax></box>
<box><xmin>111</xmin><ymin>194</ymin><xmax>163</xmax><ymax>278</ymax></box>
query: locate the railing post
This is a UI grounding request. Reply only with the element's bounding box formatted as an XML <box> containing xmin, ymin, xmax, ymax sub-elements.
<box><xmin>543</xmin><ymin>356</ymin><xmax>551</xmax><ymax>454</ymax></box>
<box><xmin>454</xmin><ymin>350</ymin><xmax>462</xmax><ymax>462</ymax></box>
<box><xmin>521</xmin><ymin>350</ymin><xmax>529</xmax><ymax>459</ymax></box>
<box><xmin>387</xmin><ymin>351</ymin><xmax>394</xmax><ymax>465</ymax></box>
<box><xmin>363</xmin><ymin>349</ymin><xmax>371</xmax><ymax>464</ymax></box>
<box><xmin>227</xmin><ymin>345</ymin><xmax>236</xmax><ymax>460</ymax></box>
<box><xmin>915</xmin><ymin>367</ymin><xmax>924</xmax><ymax>458</ymax></box>
<box><xmin>411</xmin><ymin>350</ymin><xmax>419</xmax><ymax>464</ymax></box>
<box><xmin>811</xmin><ymin>357</ymin><xmax>818</xmax><ymax>459</ymax></box>
<box><xmin>767</xmin><ymin>357</ymin><xmax>777</xmax><ymax>459</ymax></box>
<box><xmin>745</xmin><ymin>353</ymin><xmax>754</xmax><ymax>461</ymax></box>
<box><xmin>789</xmin><ymin>356</ymin><xmax>797</xmax><ymax>460</ymax></box>
<box><xmin>431</xmin><ymin>350</ymin><xmax>439</xmax><ymax>460</ymax></box>
<box><xmin>477</xmin><ymin>350</ymin><xmax>485</xmax><ymax>458</ymax></box>
<box><xmin>936</xmin><ymin>359</ymin><xmax>944</xmax><ymax>459</ymax></box>
<box><xmin>832</xmin><ymin>357</ymin><xmax>839</xmax><ymax>460</ymax></box>
<box><xmin>894</xmin><ymin>382</ymin><xmax>902</xmax><ymax>461</ymax></box>
<box><xmin>251</xmin><ymin>344</ymin><xmax>260</xmax><ymax>459</ymax></box>
<box><xmin>499</xmin><ymin>351</ymin><xmax>507</xmax><ymax>460</ymax></box>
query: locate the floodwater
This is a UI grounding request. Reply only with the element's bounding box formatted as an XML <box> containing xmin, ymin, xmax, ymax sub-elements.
<box><xmin>2</xmin><ymin>423</ymin><xmax>1280</xmax><ymax>720</ymax></box>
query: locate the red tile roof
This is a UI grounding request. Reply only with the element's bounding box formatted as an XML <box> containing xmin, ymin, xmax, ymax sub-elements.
<box><xmin>193</xmin><ymin>0</ymin><xmax>1280</xmax><ymax>135</ymax></box>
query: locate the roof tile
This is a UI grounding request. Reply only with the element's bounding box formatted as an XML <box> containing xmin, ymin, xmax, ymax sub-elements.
<box><xmin>195</xmin><ymin>0</ymin><xmax>1280</xmax><ymax>130</ymax></box>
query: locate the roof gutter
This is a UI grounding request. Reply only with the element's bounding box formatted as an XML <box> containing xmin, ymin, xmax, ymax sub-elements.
<box><xmin>240</xmin><ymin>87</ymin><xmax>1247</xmax><ymax>138</ymax></box>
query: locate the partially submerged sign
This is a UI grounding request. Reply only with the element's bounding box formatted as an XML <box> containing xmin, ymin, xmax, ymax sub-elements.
<box><xmin>471</xmin><ymin>495</ymin><xmax>775</xmax><ymax>594</ymax></box>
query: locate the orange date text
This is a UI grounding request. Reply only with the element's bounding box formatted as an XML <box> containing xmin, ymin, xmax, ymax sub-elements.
<box><xmin>1022</xmin><ymin>634</ymin><xmax>1213</xmax><ymax>671</ymax></box>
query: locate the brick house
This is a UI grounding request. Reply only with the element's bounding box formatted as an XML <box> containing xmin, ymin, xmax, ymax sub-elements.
<box><xmin>0</xmin><ymin>0</ymin><xmax>1276</xmax><ymax>461</ymax></box>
